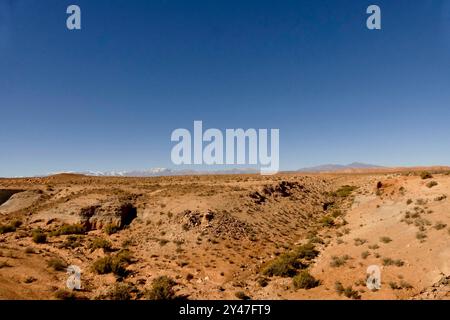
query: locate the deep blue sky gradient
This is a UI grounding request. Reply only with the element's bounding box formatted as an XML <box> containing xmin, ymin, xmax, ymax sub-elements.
<box><xmin>1</xmin><ymin>0</ymin><xmax>450</xmax><ymax>176</ymax></box>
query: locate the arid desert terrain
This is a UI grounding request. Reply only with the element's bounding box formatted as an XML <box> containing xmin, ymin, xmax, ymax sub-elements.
<box><xmin>0</xmin><ymin>168</ymin><xmax>449</xmax><ymax>300</ymax></box>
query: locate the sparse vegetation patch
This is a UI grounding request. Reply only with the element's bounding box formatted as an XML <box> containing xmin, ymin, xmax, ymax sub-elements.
<box><xmin>145</xmin><ymin>276</ymin><xmax>177</xmax><ymax>300</ymax></box>
<box><xmin>293</xmin><ymin>270</ymin><xmax>320</xmax><ymax>289</ymax></box>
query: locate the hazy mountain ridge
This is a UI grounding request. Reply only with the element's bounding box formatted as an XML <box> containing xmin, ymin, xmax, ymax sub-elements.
<box><xmin>38</xmin><ymin>163</ymin><xmax>383</xmax><ymax>177</ymax></box>
<box><xmin>297</xmin><ymin>162</ymin><xmax>384</xmax><ymax>172</ymax></box>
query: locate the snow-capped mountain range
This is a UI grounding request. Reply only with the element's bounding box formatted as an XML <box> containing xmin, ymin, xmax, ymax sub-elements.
<box><xmin>42</xmin><ymin>162</ymin><xmax>383</xmax><ymax>177</ymax></box>
<box><xmin>79</xmin><ymin>168</ymin><xmax>173</xmax><ymax>177</ymax></box>
<box><xmin>297</xmin><ymin>162</ymin><xmax>384</xmax><ymax>172</ymax></box>
<box><xmin>46</xmin><ymin>168</ymin><xmax>259</xmax><ymax>177</ymax></box>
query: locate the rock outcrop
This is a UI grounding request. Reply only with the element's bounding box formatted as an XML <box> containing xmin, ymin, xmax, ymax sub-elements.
<box><xmin>79</xmin><ymin>201</ymin><xmax>137</xmax><ymax>230</ymax></box>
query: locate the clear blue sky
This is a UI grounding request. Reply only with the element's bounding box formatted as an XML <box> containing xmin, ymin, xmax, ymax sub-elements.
<box><xmin>1</xmin><ymin>0</ymin><xmax>450</xmax><ymax>176</ymax></box>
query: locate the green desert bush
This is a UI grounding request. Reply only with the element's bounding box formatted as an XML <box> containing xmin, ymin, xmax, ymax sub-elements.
<box><xmin>12</xmin><ymin>220</ymin><xmax>23</xmax><ymax>228</ymax></box>
<box><xmin>389</xmin><ymin>281</ymin><xmax>401</xmax><ymax>290</ymax></box>
<box><xmin>0</xmin><ymin>220</ymin><xmax>21</xmax><ymax>234</ymax></box>
<box><xmin>90</xmin><ymin>238</ymin><xmax>112</xmax><ymax>251</ymax></box>
<box><xmin>434</xmin><ymin>194</ymin><xmax>447</xmax><ymax>201</ymax></box>
<box><xmin>32</xmin><ymin>229</ymin><xmax>47</xmax><ymax>244</ymax></box>
<box><xmin>104</xmin><ymin>224</ymin><xmax>120</xmax><ymax>235</ymax></box>
<box><xmin>52</xmin><ymin>224</ymin><xmax>86</xmax><ymax>236</ymax></box>
<box><xmin>91</xmin><ymin>249</ymin><xmax>133</xmax><ymax>276</ymax></box>
<box><xmin>0</xmin><ymin>224</ymin><xmax>16</xmax><ymax>234</ymax></box>
<box><xmin>295</xmin><ymin>243</ymin><xmax>320</xmax><ymax>260</ymax></box>
<box><xmin>416</xmin><ymin>232</ymin><xmax>427</xmax><ymax>240</ymax></box>
<box><xmin>262</xmin><ymin>243</ymin><xmax>318</xmax><ymax>277</ymax></box>
<box><xmin>335</xmin><ymin>282</ymin><xmax>361</xmax><ymax>299</ymax></box>
<box><xmin>379</xmin><ymin>236</ymin><xmax>392</xmax><ymax>244</ymax></box>
<box><xmin>145</xmin><ymin>276</ymin><xmax>177</xmax><ymax>300</ymax></box>
<box><xmin>426</xmin><ymin>181</ymin><xmax>438</xmax><ymax>188</ymax></box>
<box><xmin>320</xmin><ymin>216</ymin><xmax>335</xmax><ymax>227</ymax></box>
<box><xmin>115</xmin><ymin>249</ymin><xmax>133</xmax><ymax>263</ymax></box>
<box><xmin>61</xmin><ymin>235</ymin><xmax>82</xmax><ymax>249</ymax></box>
<box><xmin>47</xmin><ymin>258</ymin><xmax>68</xmax><ymax>271</ymax></box>
<box><xmin>434</xmin><ymin>222</ymin><xmax>447</xmax><ymax>230</ymax></box>
<box><xmin>354</xmin><ymin>238</ymin><xmax>367</xmax><ymax>246</ymax></box>
<box><xmin>262</xmin><ymin>252</ymin><xmax>302</xmax><ymax>277</ymax></box>
<box><xmin>330</xmin><ymin>255</ymin><xmax>351</xmax><ymax>267</ymax></box>
<box><xmin>293</xmin><ymin>270</ymin><xmax>320</xmax><ymax>289</ymax></box>
<box><xmin>333</xmin><ymin>185</ymin><xmax>357</xmax><ymax>198</ymax></box>
<box><xmin>420</xmin><ymin>172</ymin><xmax>433</xmax><ymax>179</ymax></box>
<box><xmin>382</xmin><ymin>258</ymin><xmax>404</xmax><ymax>267</ymax></box>
<box><xmin>107</xmin><ymin>283</ymin><xmax>133</xmax><ymax>300</ymax></box>
<box><xmin>389</xmin><ymin>281</ymin><xmax>413</xmax><ymax>290</ymax></box>
<box><xmin>92</xmin><ymin>256</ymin><xmax>125</xmax><ymax>276</ymax></box>
<box><xmin>92</xmin><ymin>256</ymin><xmax>115</xmax><ymax>274</ymax></box>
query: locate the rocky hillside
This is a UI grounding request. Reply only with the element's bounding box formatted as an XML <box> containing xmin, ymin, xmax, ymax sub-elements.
<box><xmin>0</xmin><ymin>171</ymin><xmax>449</xmax><ymax>300</ymax></box>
